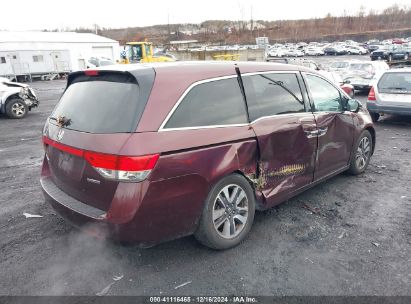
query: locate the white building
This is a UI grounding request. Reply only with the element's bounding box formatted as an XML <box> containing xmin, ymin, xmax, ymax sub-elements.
<box><xmin>0</xmin><ymin>31</ymin><xmax>120</xmax><ymax>79</ymax></box>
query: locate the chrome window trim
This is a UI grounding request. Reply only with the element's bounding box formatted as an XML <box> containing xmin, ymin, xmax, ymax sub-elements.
<box><xmin>158</xmin><ymin>70</ymin><xmax>303</xmax><ymax>132</ymax></box>
<box><xmin>158</xmin><ymin>75</ymin><xmax>239</xmax><ymax>131</ymax></box>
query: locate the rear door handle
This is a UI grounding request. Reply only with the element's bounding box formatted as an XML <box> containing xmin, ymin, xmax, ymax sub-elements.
<box><xmin>304</xmin><ymin>127</ymin><xmax>328</xmax><ymax>138</ymax></box>
<box><xmin>304</xmin><ymin>130</ymin><xmax>319</xmax><ymax>138</ymax></box>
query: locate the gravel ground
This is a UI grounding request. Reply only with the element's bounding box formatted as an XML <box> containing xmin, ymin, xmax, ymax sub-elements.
<box><xmin>0</xmin><ymin>71</ymin><xmax>410</xmax><ymax>296</ymax></box>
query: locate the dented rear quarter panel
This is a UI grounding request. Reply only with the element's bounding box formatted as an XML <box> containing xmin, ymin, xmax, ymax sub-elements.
<box><xmin>113</xmin><ymin>126</ymin><xmax>260</xmax><ymax>243</ymax></box>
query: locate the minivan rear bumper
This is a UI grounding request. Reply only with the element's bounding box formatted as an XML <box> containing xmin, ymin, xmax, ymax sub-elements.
<box><xmin>41</xmin><ymin>156</ymin><xmax>207</xmax><ymax>246</ymax></box>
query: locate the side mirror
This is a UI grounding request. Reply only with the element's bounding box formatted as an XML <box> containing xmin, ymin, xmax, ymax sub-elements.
<box><xmin>346</xmin><ymin>99</ymin><xmax>361</xmax><ymax>112</ymax></box>
<box><xmin>343</xmin><ymin>79</ymin><xmax>351</xmax><ymax>84</ymax></box>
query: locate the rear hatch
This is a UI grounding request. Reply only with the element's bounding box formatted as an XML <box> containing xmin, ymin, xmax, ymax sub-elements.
<box><xmin>43</xmin><ymin>68</ymin><xmax>155</xmax><ymax>211</ymax></box>
<box><xmin>377</xmin><ymin>72</ymin><xmax>411</xmax><ymax>107</ymax></box>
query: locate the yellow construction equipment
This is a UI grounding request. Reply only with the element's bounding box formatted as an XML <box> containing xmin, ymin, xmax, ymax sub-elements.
<box><xmin>120</xmin><ymin>42</ymin><xmax>175</xmax><ymax>64</ymax></box>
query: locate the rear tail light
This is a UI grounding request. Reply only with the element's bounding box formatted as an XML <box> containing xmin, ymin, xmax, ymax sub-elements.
<box><xmin>368</xmin><ymin>86</ymin><xmax>376</xmax><ymax>101</ymax></box>
<box><xmin>84</xmin><ymin>151</ymin><xmax>159</xmax><ymax>182</ymax></box>
<box><xmin>42</xmin><ymin>136</ymin><xmax>159</xmax><ymax>182</ymax></box>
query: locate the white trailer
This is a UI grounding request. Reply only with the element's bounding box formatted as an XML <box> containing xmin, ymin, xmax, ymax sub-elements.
<box><xmin>0</xmin><ymin>49</ymin><xmax>71</xmax><ymax>81</ymax></box>
<box><xmin>0</xmin><ymin>32</ymin><xmax>120</xmax><ymax>80</ymax></box>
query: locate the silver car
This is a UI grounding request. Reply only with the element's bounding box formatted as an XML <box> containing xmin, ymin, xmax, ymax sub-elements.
<box><xmin>0</xmin><ymin>77</ymin><xmax>39</xmax><ymax>119</ymax></box>
<box><xmin>367</xmin><ymin>69</ymin><xmax>411</xmax><ymax>122</ymax></box>
<box><xmin>343</xmin><ymin>61</ymin><xmax>389</xmax><ymax>92</ymax></box>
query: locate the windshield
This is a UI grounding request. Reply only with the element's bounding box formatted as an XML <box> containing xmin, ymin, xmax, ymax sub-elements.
<box><xmin>378</xmin><ymin>72</ymin><xmax>411</xmax><ymax>92</ymax></box>
<box><xmin>51</xmin><ymin>81</ymin><xmax>141</xmax><ymax>133</ymax></box>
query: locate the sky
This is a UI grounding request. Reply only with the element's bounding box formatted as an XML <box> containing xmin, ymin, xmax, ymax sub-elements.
<box><xmin>1</xmin><ymin>0</ymin><xmax>410</xmax><ymax>31</ymax></box>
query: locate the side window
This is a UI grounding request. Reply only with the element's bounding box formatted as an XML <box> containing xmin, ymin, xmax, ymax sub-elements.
<box><xmin>33</xmin><ymin>55</ymin><xmax>44</xmax><ymax>62</ymax></box>
<box><xmin>305</xmin><ymin>74</ymin><xmax>342</xmax><ymax>112</ymax></box>
<box><xmin>242</xmin><ymin>73</ymin><xmax>305</xmax><ymax>121</ymax></box>
<box><xmin>164</xmin><ymin>78</ymin><xmax>248</xmax><ymax>129</ymax></box>
<box><xmin>0</xmin><ymin>57</ymin><xmax>6</xmax><ymax>64</ymax></box>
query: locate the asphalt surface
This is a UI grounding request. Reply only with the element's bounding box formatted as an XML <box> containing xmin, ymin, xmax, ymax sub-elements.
<box><xmin>0</xmin><ymin>63</ymin><xmax>410</xmax><ymax>296</ymax></box>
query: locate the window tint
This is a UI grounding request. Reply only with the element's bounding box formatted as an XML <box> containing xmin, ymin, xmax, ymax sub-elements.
<box><xmin>52</xmin><ymin>81</ymin><xmax>141</xmax><ymax>133</ymax></box>
<box><xmin>164</xmin><ymin>78</ymin><xmax>248</xmax><ymax>128</ymax></box>
<box><xmin>242</xmin><ymin>73</ymin><xmax>305</xmax><ymax>121</ymax></box>
<box><xmin>305</xmin><ymin>74</ymin><xmax>342</xmax><ymax>112</ymax></box>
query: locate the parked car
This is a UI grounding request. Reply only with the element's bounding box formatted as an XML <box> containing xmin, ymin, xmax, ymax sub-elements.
<box><xmin>287</xmin><ymin>59</ymin><xmax>355</xmax><ymax>98</ymax></box>
<box><xmin>392</xmin><ymin>38</ymin><xmax>407</xmax><ymax>45</ymax></box>
<box><xmin>304</xmin><ymin>47</ymin><xmax>324</xmax><ymax>56</ymax></box>
<box><xmin>284</xmin><ymin>49</ymin><xmax>304</xmax><ymax>57</ymax></box>
<box><xmin>267</xmin><ymin>48</ymin><xmax>286</xmax><ymax>58</ymax></box>
<box><xmin>41</xmin><ymin>62</ymin><xmax>375</xmax><ymax>249</ymax></box>
<box><xmin>329</xmin><ymin>61</ymin><xmax>352</xmax><ymax>75</ymax></box>
<box><xmin>367</xmin><ymin>44</ymin><xmax>381</xmax><ymax>53</ymax></box>
<box><xmin>86</xmin><ymin>57</ymin><xmax>115</xmax><ymax>69</ymax></box>
<box><xmin>345</xmin><ymin>46</ymin><xmax>368</xmax><ymax>55</ymax></box>
<box><xmin>370</xmin><ymin>45</ymin><xmax>398</xmax><ymax>61</ymax></box>
<box><xmin>343</xmin><ymin>61</ymin><xmax>389</xmax><ymax>91</ymax></box>
<box><xmin>389</xmin><ymin>46</ymin><xmax>411</xmax><ymax>61</ymax></box>
<box><xmin>0</xmin><ymin>77</ymin><xmax>39</xmax><ymax>119</ymax></box>
<box><xmin>367</xmin><ymin>69</ymin><xmax>411</xmax><ymax>122</ymax></box>
<box><xmin>324</xmin><ymin>47</ymin><xmax>346</xmax><ymax>56</ymax></box>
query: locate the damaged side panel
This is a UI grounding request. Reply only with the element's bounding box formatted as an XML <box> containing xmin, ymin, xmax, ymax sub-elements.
<box><xmin>250</xmin><ymin>114</ymin><xmax>318</xmax><ymax>208</ymax></box>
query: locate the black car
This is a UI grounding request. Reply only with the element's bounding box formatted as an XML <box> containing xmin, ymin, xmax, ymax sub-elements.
<box><xmin>324</xmin><ymin>47</ymin><xmax>347</xmax><ymax>56</ymax></box>
<box><xmin>370</xmin><ymin>45</ymin><xmax>410</xmax><ymax>62</ymax></box>
<box><xmin>390</xmin><ymin>46</ymin><xmax>411</xmax><ymax>61</ymax></box>
<box><xmin>367</xmin><ymin>45</ymin><xmax>380</xmax><ymax>53</ymax></box>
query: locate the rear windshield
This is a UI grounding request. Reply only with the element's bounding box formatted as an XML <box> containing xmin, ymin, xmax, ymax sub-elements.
<box><xmin>378</xmin><ymin>72</ymin><xmax>411</xmax><ymax>93</ymax></box>
<box><xmin>51</xmin><ymin>81</ymin><xmax>141</xmax><ymax>133</ymax></box>
<box><xmin>349</xmin><ymin>63</ymin><xmax>374</xmax><ymax>72</ymax></box>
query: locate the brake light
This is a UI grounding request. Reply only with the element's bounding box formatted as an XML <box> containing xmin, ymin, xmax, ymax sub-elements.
<box><xmin>84</xmin><ymin>70</ymin><xmax>99</xmax><ymax>76</ymax></box>
<box><xmin>368</xmin><ymin>86</ymin><xmax>376</xmax><ymax>101</ymax></box>
<box><xmin>42</xmin><ymin>136</ymin><xmax>159</xmax><ymax>182</ymax></box>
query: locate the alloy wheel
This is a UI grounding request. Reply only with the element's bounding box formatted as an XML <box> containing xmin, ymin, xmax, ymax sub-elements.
<box><xmin>356</xmin><ymin>137</ymin><xmax>371</xmax><ymax>170</ymax></box>
<box><xmin>11</xmin><ymin>102</ymin><xmax>26</xmax><ymax>117</ymax></box>
<box><xmin>212</xmin><ymin>184</ymin><xmax>249</xmax><ymax>239</ymax></box>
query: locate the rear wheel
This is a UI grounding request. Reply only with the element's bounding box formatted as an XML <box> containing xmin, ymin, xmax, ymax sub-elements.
<box><xmin>370</xmin><ymin>112</ymin><xmax>380</xmax><ymax>122</ymax></box>
<box><xmin>5</xmin><ymin>98</ymin><xmax>28</xmax><ymax>119</ymax></box>
<box><xmin>194</xmin><ymin>174</ymin><xmax>255</xmax><ymax>250</ymax></box>
<box><xmin>348</xmin><ymin>130</ymin><xmax>372</xmax><ymax>175</ymax></box>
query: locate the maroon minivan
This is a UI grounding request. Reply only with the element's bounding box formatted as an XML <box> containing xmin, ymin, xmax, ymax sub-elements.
<box><xmin>41</xmin><ymin>62</ymin><xmax>375</xmax><ymax>249</ymax></box>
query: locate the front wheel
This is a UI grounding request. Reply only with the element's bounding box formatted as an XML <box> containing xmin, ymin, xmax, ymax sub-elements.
<box><xmin>194</xmin><ymin>174</ymin><xmax>255</xmax><ymax>250</ymax></box>
<box><xmin>5</xmin><ymin>98</ymin><xmax>28</xmax><ymax>119</ymax></box>
<box><xmin>348</xmin><ymin>130</ymin><xmax>373</xmax><ymax>175</ymax></box>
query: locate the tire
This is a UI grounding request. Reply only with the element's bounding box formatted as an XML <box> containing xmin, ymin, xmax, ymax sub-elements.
<box><xmin>348</xmin><ymin>130</ymin><xmax>373</xmax><ymax>175</ymax></box>
<box><xmin>370</xmin><ymin>112</ymin><xmax>380</xmax><ymax>122</ymax></box>
<box><xmin>194</xmin><ymin>174</ymin><xmax>256</xmax><ymax>250</ymax></box>
<box><xmin>5</xmin><ymin>98</ymin><xmax>28</xmax><ymax>119</ymax></box>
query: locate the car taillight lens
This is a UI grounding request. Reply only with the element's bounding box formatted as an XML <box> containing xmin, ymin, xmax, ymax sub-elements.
<box><xmin>368</xmin><ymin>86</ymin><xmax>376</xmax><ymax>101</ymax></box>
<box><xmin>84</xmin><ymin>151</ymin><xmax>159</xmax><ymax>182</ymax></box>
<box><xmin>42</xmin><ymin>136</ymin><xmax>159</xmax><ymax>182</ymax></box>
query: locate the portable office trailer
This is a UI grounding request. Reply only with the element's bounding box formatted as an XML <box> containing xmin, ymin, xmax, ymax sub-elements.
<box><xmin>0</xmin><ymin>32</ymin><xmax>120</xmax><ymax>80</ymax></box>
<box><xmin>0</xmin><ymin>48</ymin><xmax>71</xmax><ymax>79</ymax></box>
